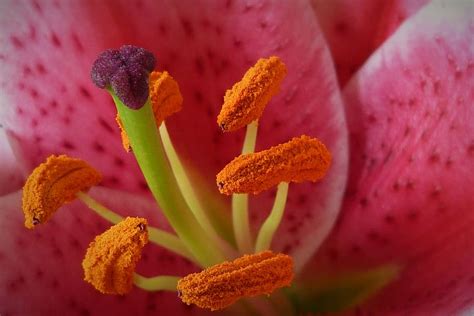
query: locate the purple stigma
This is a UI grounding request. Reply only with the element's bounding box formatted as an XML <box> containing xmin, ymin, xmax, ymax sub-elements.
<box><xmin>90</xmin><ymin>45</ymin><xmax>156</xmax><ymax>109</ymax></box>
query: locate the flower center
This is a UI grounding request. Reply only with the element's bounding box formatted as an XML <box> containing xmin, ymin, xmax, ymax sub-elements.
<box><xmin>21</xmin><ymin>46</ymin><xmax>332</xmax><ymax>312</ymax></box>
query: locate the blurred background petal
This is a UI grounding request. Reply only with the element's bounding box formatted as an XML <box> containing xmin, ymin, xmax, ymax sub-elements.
<box><xmin>307</xmin><ymin>1</ymin><xmax>474</xmax><ymax>314</ymax></box>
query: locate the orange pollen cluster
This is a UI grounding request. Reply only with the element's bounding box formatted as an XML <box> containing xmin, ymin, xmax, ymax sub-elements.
<box><xmin>177</xmin><ymin>251</ymin><xmax>294</xmax><ymax>311</ymax></box>
<box><xmin>149</xmin><ymin>70</ymin><xmax>183</xmax><ymax>125</ymax></box>
<box><xmin>116</xmin><ymin>115</ymin><xmax>131</xmax><ymax>152</ymax></box>
<box><xmin>117</xmin><ymin>70</ymin><xmax>183</xmax><ymax>151</ymax></box>
<box><xmin>22</xmin><ymin>155</ymin><xmax>102</xmax><ymax>229</ymax></box>
<box><xmin>82</xmin><ymin>217</ymin><xmax>149</xmax><ymax>295</ymax></box>
<box><xmin>217</xmin><ymin>56</ymin><xmax>287</xmax><ymax>132</ymax></box>
<box><xmin>216</xmin><ymin>135</ymin><xmax>332</xmax><ymax>195</ymax></box>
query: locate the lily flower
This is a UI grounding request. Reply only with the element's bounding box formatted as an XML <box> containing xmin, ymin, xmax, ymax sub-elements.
<box><xmin>0</xmin><ymin>1</ymin><xmax>472</xmax><ymax>316</ymax></box>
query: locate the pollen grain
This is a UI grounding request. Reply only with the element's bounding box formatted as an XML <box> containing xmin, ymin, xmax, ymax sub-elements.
<box><xmin>217</xmin><ymin>135</ymin><xmax>331</xmax><ymax>195</ymax></box>
<box><xmin>82</xmin><ymin>217</ymin><xmax>149</xmax><ymax>295</ymax></box>
<box><xmin>217</xmin><ymin>56</ymin><xmax>287</xmax><ymax>132</ymax></box>
<box><xmin>22</xmin><ymin>155</ymin><xmax>102</xmax><ymax>229</ymax></box>
<box><xmin>177</xmin><ymin>251</ymin><xmax>294</xmax><ymax>311</ymax></box>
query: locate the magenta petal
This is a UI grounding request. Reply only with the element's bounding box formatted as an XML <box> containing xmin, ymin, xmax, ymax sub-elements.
<box><xmin>0</xmin><ymin>1</ymin><xmax>348</xmax><ymax>271</ymax></box>
<box><xmin>0</xmin><ymin>187</ymin><xmax>207</xmax><ymax>315</ymax></box>
<box><xmin>309</xmin><ymin>1</ymin><xmax>474</xmax><ymax>314</ymax></box>
<box><xmin>311</xmin><ymin>0</ymin><xmax>429</xmax><ymax>86</ymax></box>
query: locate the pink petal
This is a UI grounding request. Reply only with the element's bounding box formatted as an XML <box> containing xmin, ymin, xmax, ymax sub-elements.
<box><xmin>0</xmin><ymin>0</ymin><xmax>348</xmax><ymax>270</ymax></box>
<box><xmin>461</xmin><ymin>306</ymin><xmax>474</xmax><ymax>316</ymax></box>
<box><xmin>0</xmin><ymin>187</ymin><xmax>205</xmax><ymax>315</ymax></box>
<box><xmin>0</xmin><ymin>0</ymin><xmax>145</xmax><ymax>194</ymax></box>
<box><xmin>0</xmin><ymin>129</ymin><xmax>24</xmax><ymax>195</ymax></box>
<box><xmin>311</xmin><ymin>0</ymin><xmax>429</xmax><ymax>86</ymax></box>
<box><xmin>308</xmin><ymin>1</ymin><xmax>474</xmax><ymax>314</ymax></box>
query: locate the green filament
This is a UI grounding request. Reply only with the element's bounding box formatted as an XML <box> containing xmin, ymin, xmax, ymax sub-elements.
<box><xmin>241</xmin><ymin>120</ymin><xmax>259</xmax><ymax>154</ymax></box>
<box><xmin>159</xmin><ymin>123</ymin><xmax>237</xmax><ymax>258</ymax></box>
<box><xmin>76</xmin><ymin>191</ymin><xmax>122</xmax><ymax>224</ymax></box>
<box><xmin>133</xmin><ymin>273</ymin><xmax>179</xmax><ymax>292</ymax></box>
<box><xmin>255</xmin><ymin>182</ymin><xmax>289</xmax><ymax>252</ymax></box>
<box><xmin>232</xmin><ymin>120</ymin><xmax>258</xmax><ymax>253</ymax></box>
<box><xmin>76</xmin><ymin>191</ymin><xmax>195</xmax><ymax>262</ymax></box>
<box><xmin>111</xmin><ymin>91</ymin><xmax>225</xmax><ymax>267</ymax></box>
<box><xmin>232</xmin><ymin>194</ymin><xmax>253</xmax><ymax>253</ymax></box>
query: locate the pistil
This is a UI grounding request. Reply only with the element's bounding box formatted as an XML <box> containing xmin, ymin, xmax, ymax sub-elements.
<box><xmin>90</xmin><ymin>45</ymin><xmax>229</xmax><ymax>266</ymax></box>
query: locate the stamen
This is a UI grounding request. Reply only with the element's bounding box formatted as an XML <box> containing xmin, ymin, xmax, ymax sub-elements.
<box><xmin>91</xmin><ymin>45</ymin><xmax>155</xmax><ymax>109</ymax></box>
<box><xmin>76</xmin><ymin>191</ymin><xmax>196</xmax><ymax>262</ymax></box>
<box><xmin>217</xmin><ymin>135</ymin><xmax>331</xmax><ymax>195</ymax></box>
<box><xmin>133</xmin><ymin>273</ymin><xmax>179</xmax><ymax>292</ymax></box>
<box><xmin>177</xmin><ymin>251</ymin><xmax>294</xmax><ymax>311</ymax></box>
<box><xmin>117</xmin><ymin>71</ymin><xmax>183</xmax><ymax>152</ymax></box>
<box><xmin>217</xmin><ymin>56</ymin><xmax>287</xmax><ymax>132</ymax></box>
<box><xmin>22</xmin><ymin>155</ymin><xmax>102</xmax><ymax>229</ymax></box>
<box><xmin>82</xmin><ymin>217</ymin><xmax>148</xmax><ymax>295</ymax></box>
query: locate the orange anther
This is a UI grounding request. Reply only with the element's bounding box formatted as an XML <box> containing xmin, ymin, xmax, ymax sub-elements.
<box><xmin>22</xmin><ymin>155</ymin><xmax>102</xmax><ymax>229</ymax></box>
<box><xmin>177</xmin><ymin>251</ymin><xmax>294</xmax><ymax>310</ymax></box>
<box><xmin>116</xmin><ymin>115</ymin><xmax>131</xmax><ymax>152</ymax></box>
<box><xmin>149</xmin><ymin>70</ymin><xmax>183</xmax><ymax>125</ymax></box>
<box><xmin>82</xmin><ymin>217</ymin><xmax>149</xmax><ymax>295</ymax></box>
<box><xmin>217</xmin><ymin>135</ymin><xmax>331</xmax><ymax>195</ymax></box>
<box><xmin>217</xmin><ymin>56</ymin><xmax>287</xmax><ymax>132</ymax></box>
